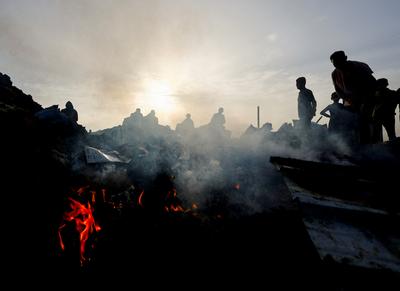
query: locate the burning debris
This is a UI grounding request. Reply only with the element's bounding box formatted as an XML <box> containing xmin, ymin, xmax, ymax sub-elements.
<box><xmin>58</xmin><ymin>196</ymin><xmax>101</xmax><ymax>265</ymax></box>
<box><xmin>57</xmin><ymin>186</ymin><xmax>107</xmax><ymax>265</ymax></box>
<box><xmin>163</xmin><ymin>189</ymin><xmax>184</xmax><ymax>213</ymax></box>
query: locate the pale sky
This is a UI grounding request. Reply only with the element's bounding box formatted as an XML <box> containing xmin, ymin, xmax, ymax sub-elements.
<box><xmin>1</xmin><ymin>0</ymin><xmax>400</xmax><ymax>135</ymax></box>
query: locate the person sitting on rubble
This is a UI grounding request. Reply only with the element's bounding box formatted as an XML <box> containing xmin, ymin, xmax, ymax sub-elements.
<box><xmin>176</xmin><ymin>113</ymin><xmax>195</xmax><ymax>134</ymax></box>
<box><xmin>61</xmin><ymin>101</ymin><xmax>78</xmax><ymax>123</ymax></box>
<box><xmin>131</xmin><ymin>108</ymin><xmax>143</xmax><ymax>127</ymax></box>
<box><xmin>330</xmin><ymin>50</ymin><xmax>378</xmax><ymax>143</ymax></box>
<box><xmin>241</xmin><ymin>124</ymin><xmax>259</xmax><ymax>139</ymax></box>
<box><xmin>202</xmin><ymin>107</ymin><xmax>231</xmax><ymax>139</ymax></box>
<box><xmin>124</xmin><ymin>108</ymin><xmax>144</xmax><ymax>127</ymax></box>
<box><xmin>296</xmin><ymin>77</ymin><xmax>317</xmax><ymax>129</ymax></box>
<box><xmin>0</xmin><ymin>73</ymin><xmax>12</xmax><ymax>87</ymax></box>
<box><xmin>372</xmin><ymin>78</ymin><xmax>398</xmax><ymax>141</ymax></box>
<box><xmin>143</xmin><ymin>110</ymin><xmax>159</xmax><ymax>129</ymax></box>
<box><xmin>132</xmin><ymin>108</ymin><xmax>143</xmax><ymax>123</ymax></box>
<box><xmin>261</xmin><ymin>122</ymin><xmax>273</xmax><ymax>133</ymax></box>
<box><xmin>210</xmin><ymin>107</ymin><xmax>226</xmax><ymax>129</ymax></box>
<box><xmin>260</xmin><ymin>122</ymin><xmax>274</xmax><ymax>142</ymax></box>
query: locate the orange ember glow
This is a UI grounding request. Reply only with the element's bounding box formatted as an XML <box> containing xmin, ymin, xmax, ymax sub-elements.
<box><xmin>169</xmin><ymin>205</ymin><xmax>184</xmax><ymax>212</ymax></box>
<box><xmin>138</xmin><ymin>190</ymin><xmax>145</xmax><ymax>207</ymax></box>
<box><xmin>77</xmin><ymin>186</ymin><xmax>89</xmax><ymax>196</ymax></box>
<box><xmin>58</xmin><ymin>197</ymin><xmax>101</xmax><ymax>265</ymax></box>
<box><xmin>91</xmin><ymin>191</ymin><xmax>96</xmax><ymax>204</ymax></box>
<box><xmin>58</xmin><ymin>230</ymin><xmax>65</xmax><ymax>251</ymax></box>
<box><xmin>164</xmin><ymin>189</ymin><xmax>184</xmax><ymax>213</ymax></box>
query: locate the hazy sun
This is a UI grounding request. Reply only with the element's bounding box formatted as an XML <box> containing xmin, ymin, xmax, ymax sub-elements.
<box><xmin>146</xmin><ymin>79</ymin><xmax>174</xmax><ymax>111</ymax></box>
<box><xmin>134</xmin><ymin>78</ymin><xmax>184</xmax><ymax>124</ymax></box>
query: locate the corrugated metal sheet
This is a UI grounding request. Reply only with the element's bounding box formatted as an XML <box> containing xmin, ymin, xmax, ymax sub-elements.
<box><xmin>271</xmin><ymin>156</ymin><xmax>400</xmax><ymax>272</ymax></box>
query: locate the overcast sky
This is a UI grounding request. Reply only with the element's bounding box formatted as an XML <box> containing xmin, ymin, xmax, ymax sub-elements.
<box><xmin>1</xmin><ymin>0</ymin><xmax>400</xmax><ymax>135</ymax></box>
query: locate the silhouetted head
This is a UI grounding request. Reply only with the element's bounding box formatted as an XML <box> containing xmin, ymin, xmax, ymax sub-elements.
<box><xmin>186</xmin><ymin>113</ymin><xmax>191</xmax><ymax>119</ymax></box>
<box><xmin>376</xmin><ymin>78</ymin><xmax>389</xmax><ymax>89</ymax></box>
<box><xmin>65</xmin><ymin>101</ymin><xmax>74</xmax><ymax>109</ymax></box>
<box><xmin>0</xmin><ymin>73</ymin><xmax>12</xmax><ymax>86</ymax></box>
<box><xmin>331</xmin><ymin>92</ymin><xmax>340</xmax><ymax>102</ymax></box>
<box><xmin>330</xmin><ymin>51</ymin><xmax>347</xmax><ymax>69</ymax></box>
<box><xmin>262</xmin><ymin>122</ymin><xmax>273</xmax><ymax>131</ymax></box>
<box><xmin>296</xmin><ymin>77</ymin><xmax>306</xmax><ymax>89</ymax></box>
<box><xmin>218</xmin><ymin>107</ymin><xmax>224</xmax><ymax>114</ymax></box>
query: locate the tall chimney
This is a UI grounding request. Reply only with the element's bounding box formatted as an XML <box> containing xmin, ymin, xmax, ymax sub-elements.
<box><xmin>257</xmin><ymin>106</ymin><xmax>260</xmax><ymax>129</ymax></box>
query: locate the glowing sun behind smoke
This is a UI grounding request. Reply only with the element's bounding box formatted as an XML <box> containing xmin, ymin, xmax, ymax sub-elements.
<box><xmin>134</xmin><ymin>78</ymin><xmax>184</xmax><ymax>124</ymax></box>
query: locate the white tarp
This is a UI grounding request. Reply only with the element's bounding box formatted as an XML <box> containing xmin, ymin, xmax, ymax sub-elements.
<box><xmin>84</xmin><ymin>146</ymin><xmax>128</xmax><ymax>164</ymax></box>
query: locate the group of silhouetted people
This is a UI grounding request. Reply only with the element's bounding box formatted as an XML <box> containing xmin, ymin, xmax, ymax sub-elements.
<box><xmin>122</xmin><ymin>108</ymin><xmax>160</xmax><ymax>130</ymax></box>
<box><xmin>60</xmin><ymin>53</ymin><xmax>400</xmax><ymax>146</ymax></box>
<box><xmin>176</xmin><ymin>107</ymin><xmax>228</xmax><ymax>137</ymax></box>
<box><xmin>118</xmin><ymin>107</ymin><xmax>228</xmax><ymax>138</ymax></box>
<box><xmin>297</xmin><ymin>50</ymin><xmax>400</xmax><ymax>144</ymax></box>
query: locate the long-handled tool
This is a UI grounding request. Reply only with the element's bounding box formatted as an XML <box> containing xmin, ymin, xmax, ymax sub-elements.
<box><xmin>315</xmin><ymin>115</ymin><xmax>323</xmax><ymax>124</ymax></box>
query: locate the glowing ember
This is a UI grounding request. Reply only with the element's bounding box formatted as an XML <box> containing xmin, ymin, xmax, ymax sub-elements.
<box><xmin>91</xmin><ymin>191</ymin><xmax>96</xmax><ymax>204</ymax></box>
<box><xmin>77</xmin><ymin>186</ymin><xmax>89</xmax><ymax>196</ymax></box>
<box><xmin>164</xmin><ymin>189</ymin><xmax>184</xmax><ymax>213</ymax></box>
<box><xmin>168</xmin><ymin>205</ymin><xmax>184</xmax><ymax>212</ymax></box>
<box><xmin>58</xmin><ymin>196</ymin><xmax>101</xmax><ymax>265</ymax></box>
<box><xmin>138</xmin><ymin>190</ymin><xmax>145</xmax><ymax>207</ymax></box>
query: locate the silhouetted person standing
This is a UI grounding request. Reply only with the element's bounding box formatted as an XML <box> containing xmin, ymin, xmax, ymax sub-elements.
<box><xmin>296</xmin><ymin>77</ymin><xmax>317</xmax><ymax>129</ymax></box>
<box><xmin>61</xmin><ymin>101</ymin><xmax>78</xmax><ymax>123</ymax></box>
<box><xmin>373</xmin><ymin>78</ymin><xmax>397</xmax><ymax>141</ymax></box>
<box><xmin>330</xmin><ymin>50</ymin><xmax>377</xmax><ymax>143</ymax></box>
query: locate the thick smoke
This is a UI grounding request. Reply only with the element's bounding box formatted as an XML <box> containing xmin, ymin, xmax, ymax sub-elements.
<box><xmin>90</xmin><ymin>110</ymin><xmax>360</xmax><ymax>216</ymax></box>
